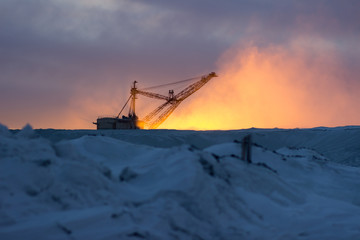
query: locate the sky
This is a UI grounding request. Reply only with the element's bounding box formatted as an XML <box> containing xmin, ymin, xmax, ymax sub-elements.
<box><xmin>0</xmin><ymin>0</ymin><xmax>359</xmax><ymax>130</ymax></box>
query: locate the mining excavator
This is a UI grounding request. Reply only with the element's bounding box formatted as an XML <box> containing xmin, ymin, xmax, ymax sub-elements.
<box><xmin>94</xmin><ymin>72</ymin><xmax>217</xmax><ymax>129</ymax></box>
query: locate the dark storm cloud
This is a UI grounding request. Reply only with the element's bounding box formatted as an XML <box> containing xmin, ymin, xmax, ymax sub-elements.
<box><xmin>167</xmin><ymin>1</ymin><xmax>359</xmax><ymax>30</ymax></box>
<box><xmin>0</xmin><ymin>0</ymin><xmax>359</xmax><ymax>128</ymax></box>
<box><xmin>0</xmin><ymin>0</ymin><xmax>229</xmax><ymax>89</ymax></box>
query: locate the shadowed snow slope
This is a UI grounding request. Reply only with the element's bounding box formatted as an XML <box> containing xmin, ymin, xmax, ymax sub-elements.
<box><xmin>33</xmin><ymin>126</ymin><xmax>360</xmax><ymax>166</ymax></box>
<box><xmin>1</xmin><ymin>124</ymin><xmax>360</xmax><ymax>239</ymax></box>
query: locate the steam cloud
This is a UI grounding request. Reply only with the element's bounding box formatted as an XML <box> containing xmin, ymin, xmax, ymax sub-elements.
<box><xmin>162</xmin><ymin>38</ymin><xmax>360</xmax><ymax>130</ymax></box>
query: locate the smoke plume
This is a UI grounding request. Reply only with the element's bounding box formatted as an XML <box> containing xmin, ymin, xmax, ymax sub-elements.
<box><xmin>162</xmin><ymin>38</ymin><xmax>360</xmax><ymax>130</ymax></box>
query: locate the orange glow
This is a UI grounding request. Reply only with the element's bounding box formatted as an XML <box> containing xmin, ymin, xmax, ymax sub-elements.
<box><xmin>6</xmin><ymin>39</ymin><xmax>359</xmax><ymax>130</ymax></box>
<box><xmin>161</xmin><ymin>40</ymin><xmax>360</xmax><ymax>130</ymax></box>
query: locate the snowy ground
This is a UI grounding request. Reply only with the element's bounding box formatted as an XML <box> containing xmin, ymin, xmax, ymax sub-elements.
<box><xmin>1</xmin><ymin>124</ymin><xmax>360</xmax><ymax>239</ymax></box>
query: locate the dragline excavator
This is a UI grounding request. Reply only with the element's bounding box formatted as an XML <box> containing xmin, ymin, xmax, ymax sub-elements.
<box><xmin>94</xmin><ymin>72</ymin><xmax>217</xmax><ymax>129</ymax></box>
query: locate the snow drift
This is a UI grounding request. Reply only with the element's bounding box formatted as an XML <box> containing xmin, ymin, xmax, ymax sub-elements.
<box><xmin>1</xmin><ymin>124</ymin><xmax>360</xmax><ymax>239</ymax></box>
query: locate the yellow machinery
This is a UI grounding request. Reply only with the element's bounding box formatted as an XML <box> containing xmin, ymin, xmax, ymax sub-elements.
<box><xmin>94</xmin><ymin>72</ymin><xmax>217</xmax><ymax>129</ymax></box>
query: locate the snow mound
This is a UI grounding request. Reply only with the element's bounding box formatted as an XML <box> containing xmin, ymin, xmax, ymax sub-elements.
<box><xmin>0</xmin><ymin>127</ymin><xmax>360</xmax><ymax>239</ymax></box>
<box><xmin>0</xmin><ymin>123</ymin><xmax>10</xmax><ymax>137</ymax></box>
<box><xmin>16</xmin><ymin>124</ymin><xmax>35</xmax><ymax>138</ymax></box>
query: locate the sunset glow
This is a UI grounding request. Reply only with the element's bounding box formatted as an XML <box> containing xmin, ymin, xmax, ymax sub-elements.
<box><xmin>161</xmin><ymin>39</ymin><xmax>360</xmax><ymax>130</ymax></box>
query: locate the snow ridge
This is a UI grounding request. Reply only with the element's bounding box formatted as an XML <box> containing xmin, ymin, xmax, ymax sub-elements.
<box><xmin>1</xmin><ymin>125</ymin><xmax>360</xmax><ymax>239</ymax></box>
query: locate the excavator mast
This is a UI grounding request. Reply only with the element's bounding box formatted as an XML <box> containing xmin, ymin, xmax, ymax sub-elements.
<box><xmin>95</xmin><ymin>72</ymin><xmax>217</xmax><ymax>129</ymax></box>
<box><xmin>129</xmin><ymin>81</ymin><xmax>138</xmax><ymax>117</ymax></box>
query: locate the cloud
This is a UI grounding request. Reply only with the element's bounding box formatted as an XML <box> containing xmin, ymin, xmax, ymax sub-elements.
<box><xmin>0</xmin><ymin>0</ymin><xmax>359</xmax><ymax>129</ymax></box>
<box><xmin>162</xmin><ymin>37</ymin><xmax>360</xmax><ymax>129</ymax></box>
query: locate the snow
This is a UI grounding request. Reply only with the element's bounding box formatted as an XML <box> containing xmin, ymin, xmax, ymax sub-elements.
<box><xmin>1</xmin><ymin>125</ymin><xmax>360</xmax><ymax>239</ymax></box>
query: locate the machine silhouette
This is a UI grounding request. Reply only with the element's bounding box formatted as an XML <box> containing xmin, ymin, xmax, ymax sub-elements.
<box><xmin>94</xmin><ymin>72</ymin><xmax>217</xmax><ymax>129</ymax></box>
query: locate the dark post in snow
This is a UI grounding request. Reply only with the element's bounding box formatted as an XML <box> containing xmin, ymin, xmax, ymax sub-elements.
<box><xmin>242</xmin><ymin>134</ymin><xmax>252</xmax><ymax>163</ymax></box>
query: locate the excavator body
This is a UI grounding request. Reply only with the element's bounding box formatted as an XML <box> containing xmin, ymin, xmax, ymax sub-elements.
<box><xmin>94</xmin><ymin>116</ymin><xmax>144</xmax><ymax>130</ymax></box>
